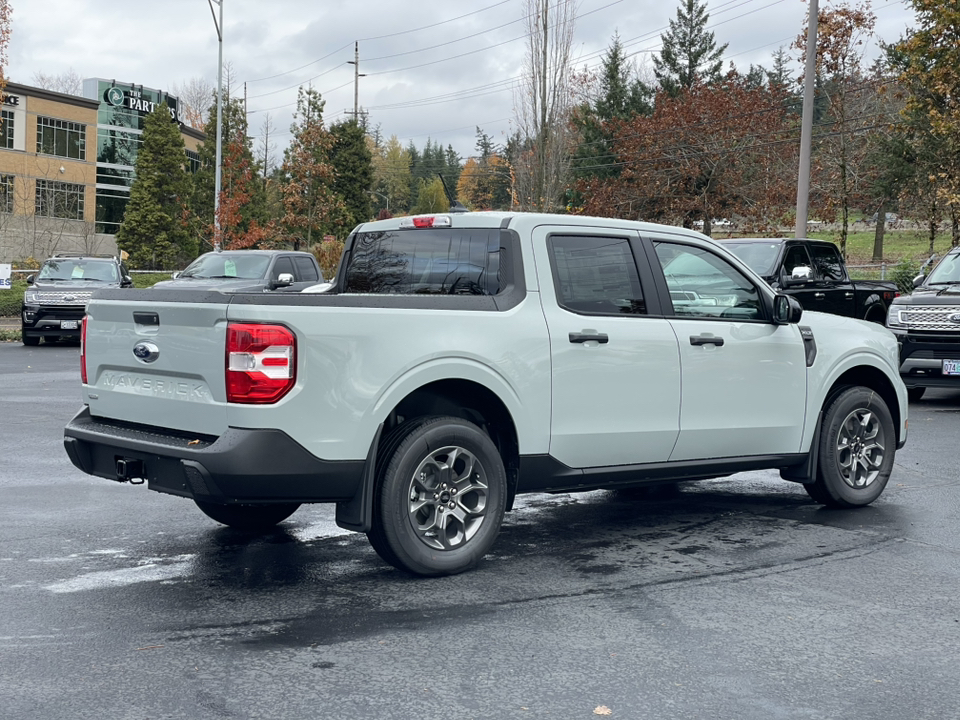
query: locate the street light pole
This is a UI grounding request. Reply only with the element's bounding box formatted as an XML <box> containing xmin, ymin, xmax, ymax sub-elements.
<box><xmin>795</xmin><ymin>0</ymin><xmax>819</xmax><ymax>239</ymax></box>
<box><xmin>208</xmin><ymin>0</ymin><xmax>224</xmax><ymax>251</ymax></box>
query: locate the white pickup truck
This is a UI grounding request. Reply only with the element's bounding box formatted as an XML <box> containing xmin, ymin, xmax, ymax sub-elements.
<box><xmin>64</xmin><ymin>212</ymin><xmax>908</xmax><ymax>576</ymax></box>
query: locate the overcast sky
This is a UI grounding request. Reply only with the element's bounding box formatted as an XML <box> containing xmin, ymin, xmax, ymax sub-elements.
<box><xmin>10</xmin><ymin>0</ymin><xmax>916</xmax><ymax>160</ymax></box>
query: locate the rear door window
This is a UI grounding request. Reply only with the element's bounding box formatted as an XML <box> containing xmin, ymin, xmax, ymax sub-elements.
<box><xmin>548</xmin><ymin>235</ymin><xmax>646</xmax><ymax>315</ymax></box>
<box><xmin>343</xmin><ymin>228</ymin><xmax>501</xmax><ymax>295</ymax></box>
<box><xmin>809</xmin><ymin>244</ymin><xmax>845</xmax><ymax>281</ymax></box>
<box><xmin>293</xmin><ymin>256</ymin><xmax>319</xmax><ymax>282</ymax></box>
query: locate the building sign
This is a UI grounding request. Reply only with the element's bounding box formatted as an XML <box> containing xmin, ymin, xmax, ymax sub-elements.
<box><xmin>102</xmin><ymin>85</ymin><xmax>185</xmax><ymax>125</ymax></box>
<box><xmin>2</xmin><ymin>95</ymin><xmax>19</xmax><ymax>107</ymax></box>
<box><xmin>0</xmin><ymin>264</ymin><xmax>11</xmax><ymax>290</ymax></box>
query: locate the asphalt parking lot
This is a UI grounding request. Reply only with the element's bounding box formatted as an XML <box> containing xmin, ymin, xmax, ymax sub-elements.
<box><xmin>1</xmin><ymin>342</ymin><xmax>959</xmax><ymax>720</ymax></box>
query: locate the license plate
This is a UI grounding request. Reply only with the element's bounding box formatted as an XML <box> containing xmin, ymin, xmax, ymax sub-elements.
<box><xmin>943</xmin><ymin>360</ymin><xmax>960</xmax><ymax>376</ymax></box>
<box><xmin>60</xmin><ymin>320</ymin><xmax>78</xmax><ymax>330</ymax></box>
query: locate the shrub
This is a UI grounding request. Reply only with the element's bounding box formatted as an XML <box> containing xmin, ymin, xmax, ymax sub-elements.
<box><xmin>890</xmin><ymin>259</ymin><xmax>922</xmax><ymax>295</ymax></box>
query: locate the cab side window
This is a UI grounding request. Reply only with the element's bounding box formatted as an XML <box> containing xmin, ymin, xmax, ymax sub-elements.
<box><xmin>548</xmin><ymin>235</ymin><xmax>646</xmax><ymax>315</ymax></box>
<box><xmin>273</xmin><ymin>256</ymin><xmax>295</xmax><ymax>281</ymax></box>
<box><xmin>782</xmin><ymin>245</ymin><xmax>813</xmax><ymax>279</ymax></box>
<box><xmin>653</xmin><ymin>242</ymin><xmax>763</xmax><ymax>321</ymax></box>
<box><xmin>294</xmin><ymin>256</ymin><xmax>319</xmax><ymax>282</ymax></box>
<box><xmin>809</xmin><ymin>244</ymin><xmax>845</xmax><ymax>282</ymax></box>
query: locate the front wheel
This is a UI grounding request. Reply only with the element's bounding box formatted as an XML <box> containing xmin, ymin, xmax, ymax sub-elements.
<box><xmin>804</xmin><ymin>387</ymin><xmax>896</xmax><ymax>508</ymax></box>
<box><xmin>368</xmin><ymin>416</ymin><xmax>507</xmax><ymax>576</ymax></box>
<box><xmin>194</xmin><ymin>500</ymin><xmax>300</xmax><ymax>530</ymax></box>
<box><xmin>22</xmin><ymin>333</ymin><xmax>40</xmax><ymax>346</ymax></box>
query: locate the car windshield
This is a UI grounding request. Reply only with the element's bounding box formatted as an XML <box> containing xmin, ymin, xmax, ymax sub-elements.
<box><xmin>723</xmin><ymin>242</ymin><xmax>781</xmax><ymax>276</ymax></box>
<box><xmin>179</xmin><ymin>253</ymin><xmax>271</xmax><ymax>280</ymax></box>
<box><xmin>37</xmin><ymin>259</ymin><xmax>118</xmax><ymax>283</ymax></box>
<box><xmin>925</xmin><ymin>252</ymin><xmax>960</xmax><ymax>285</ymax></box>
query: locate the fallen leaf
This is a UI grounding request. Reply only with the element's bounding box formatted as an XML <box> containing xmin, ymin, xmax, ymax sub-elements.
<box><xmin>594</xmin><ymin>706</ymin><xmax>612</xmax><ymax>716</ymax></box>
<box><xmin>188</xmin><ymin>439</ymin><xmax>201</xmax><ymax>446</ymax></box>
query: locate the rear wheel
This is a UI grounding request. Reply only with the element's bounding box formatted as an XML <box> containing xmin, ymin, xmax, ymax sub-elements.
<box><xmin>194</xmin><ymin>500</ymin><xmax>300</xmax><ymax>530</ymax></box>
<box><xmin>368</xmin><ymin>416</ymin><xmax>506</xmax><ymax>576</ymax></box>
<box><xmin>804</xmin><ymin>387</ymin><xmax>895</xmax><ymax>508</ymax></box>
<box><xmin>907</xmin><ymin>387</ymin><xmax>926</xmax><ymax>402</ymax></box>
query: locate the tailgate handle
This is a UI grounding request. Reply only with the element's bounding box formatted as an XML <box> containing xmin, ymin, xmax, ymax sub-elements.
<box><xmin>133</xmin><ymin>312</ymin><xmax>159</xmax><ymax>326</ymax></box>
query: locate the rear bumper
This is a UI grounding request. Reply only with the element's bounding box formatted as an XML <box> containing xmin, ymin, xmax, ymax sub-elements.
<box><xmin>892</xmin><ymin>329</ymin><xmax>960</xmax><ymax>390</ymax></box>
<box><xmin>63</xmin><ymin>406</ymin><xmax>364</xmax><ymax>504</ymax></box>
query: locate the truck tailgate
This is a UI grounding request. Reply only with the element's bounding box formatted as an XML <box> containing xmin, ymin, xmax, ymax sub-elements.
<box><xmin>83</xmin><ymin>297</ymin><xmax>229</xmax><ymax>436</ymax></box>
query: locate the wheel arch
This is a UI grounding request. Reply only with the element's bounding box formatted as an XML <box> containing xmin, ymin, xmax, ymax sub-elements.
<box><xmin>823</xmin><ymin>364</ymin><xmax>902</xmax><ymax>447</ymax></box>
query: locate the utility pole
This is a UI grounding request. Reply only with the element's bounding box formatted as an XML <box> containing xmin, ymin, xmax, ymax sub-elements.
<box><xmin>795</xmin><ymin>0</ymin><xmax>819</xmax><ymax>239</ymax></box>
<box><xmin>208</xmin><ymin>0</ymin><xmax>224</xmax><ymax>252</ymax></box>
<box><xmin>347</xmin><ymin>42</ymin><xmax>366</xmax><ymax>124</ymax></box>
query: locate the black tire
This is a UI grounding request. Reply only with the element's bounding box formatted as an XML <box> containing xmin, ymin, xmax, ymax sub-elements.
<box><xmin>194</xmin><ymin>500</ymin><xmax>300</xmax><ymax>530</ymax></box>
<box><xmin>367</xmin><ymin>416</ymin><xmax>507</xmax><ymax>576</ymax></box>
<box><xmin>804</xmin><ymin>387</ymin><xmax>896</xmax><ymax>508</ymax></box>
<box><xmin>907</xmin><ymin>387</ymin><xmax>926</xmax><ymax>402</ymax></box>
<box><xmin>22</xmin><ymin>333</ymin><xmax>40</xmax><ymax>346</ymax></box>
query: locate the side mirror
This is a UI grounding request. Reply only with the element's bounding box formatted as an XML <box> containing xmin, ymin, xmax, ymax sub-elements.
<box><xmin>121</xmin><ymin>275</ymin><xmax>134</xmax><ymax>287</ymax></box>
<box><xmin>774</xmin><ymin>294</ymin><xmax>803</xmax><ymax>325</ymax></box>
<box><xmin>26</xmin><ymin>274</ymin><xmax>35</xmax><ymax>285</ymax></box>
<box><xmin>912</xmin><ymin>273</ymin><xmax>926</xmax><ymax>288</ymax></box>
<box><xmin>270</xmin><ymin>272</ymin><xmax>295</xmax><ymax>290</ymax></box>
<box><xmin>171</xmin><ymin>271</ymin><xmax>181</xmax><ymax>280</ymax></box>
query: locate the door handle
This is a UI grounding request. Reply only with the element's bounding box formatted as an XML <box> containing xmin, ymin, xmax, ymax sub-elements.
<box><xmin>814</xmin><ymin>292</ymin><xmax>826</xmax><ymax>299</ymax></box>
<box><xmin>569</xmin><ymin>332</ymin><xmax>609</xmax><ymax>344</ymax></box>
<box><xmin>845</xmin><ymin>292</ymin><xmax>855</xmax><ymax>298</ymax></box>
<box><xmin>690</xmin><ymin>335</ymin><xmax>724</xmax><ymax>347</ymax></box>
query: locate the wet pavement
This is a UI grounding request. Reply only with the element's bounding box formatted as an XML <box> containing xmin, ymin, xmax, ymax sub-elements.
<box><xmin>1</xmin><ymin>342</ymin><xmax>959</xmax><ymax>719</ymax></box>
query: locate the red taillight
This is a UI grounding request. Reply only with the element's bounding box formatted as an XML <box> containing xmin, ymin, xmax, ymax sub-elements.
<box><xmin>226</xmin><ymin>323</ymin><xmax>296</xmax><ymax>404</ymax></box>
<box><xmin>412</xmin><ymin>216</ymin><xmax>435</xmax><ymax>228</ymax></box>
<box><xmin>80</xmin><ymin>315</ymin><xmax>88</xmax><ymax>384</ymax></box>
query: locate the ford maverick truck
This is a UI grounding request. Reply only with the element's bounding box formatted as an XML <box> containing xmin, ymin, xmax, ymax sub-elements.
<box><xmin>64</xmin><ymin>213</ymin><xmax>908</xmax><ymax>576</ymax></box>
<box><xmin>721</xmin><ymin>237</ymin><xmax>899</xmax><ymax>323</ymax></box>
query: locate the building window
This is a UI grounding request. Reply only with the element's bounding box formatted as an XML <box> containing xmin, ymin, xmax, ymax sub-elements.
<box><xmin>1</xmin><ymin>110</ymin><xmax>13</xmax><ymax>150</ymax></box>
<box><xmin>35</xmin><ymin>179</ymin><xmax>85</xmax><ymax>220</ymax></box>
<box><xmin>0</xmin><ymin>175</ymin><xmax>13</xmax><ymax>213</ymax></box>
<box><xmin>185</xmin><ymin>149</ymin><xmax>201</xmax><ymax>174</ymax></box>
<box><xmin>36</xmin><ymin>116</ymin><xmax>86</xmax><ymax>160</ymax></box>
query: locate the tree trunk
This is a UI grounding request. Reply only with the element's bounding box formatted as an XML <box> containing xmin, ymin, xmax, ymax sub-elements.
<box><xmin>952</xmin><ymin>205</ymin><xmax>960</xmax><ymax>248</ymax></box>
<box><xmin>872</xmin><ymin>198</ymin><xmax>886</xmax><ymax>262</ymax></box>
<box><xmin>929</xmin><ymin>199</ymin><xmax>937</xmax><ymax>255</ymax></box>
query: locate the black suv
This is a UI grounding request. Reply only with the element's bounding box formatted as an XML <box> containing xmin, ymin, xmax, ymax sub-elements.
<box><xmin>886</xmin><ymin>246</ymin><xmax>960</xmax><ymax>400</ymax></box>
<box><xmin>21</xmin><ymin>253</ymin><xmax>131</xmax><ymax>346</ymax></box>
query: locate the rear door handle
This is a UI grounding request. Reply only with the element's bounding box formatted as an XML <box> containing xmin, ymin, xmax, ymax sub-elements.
<box><xmin>814</xmin><ymin>292</ymin><xmax>826</xmax><ymax>299</ymax></box>
<box><xmin>690</xmin><ymin>335</ymin><xmax>724</xmax><ymax>347</ymax></box>
<box><xmin>569</xmin><ymin>332</ymin><xmax>609</xmax><ymax>344</ymax></box>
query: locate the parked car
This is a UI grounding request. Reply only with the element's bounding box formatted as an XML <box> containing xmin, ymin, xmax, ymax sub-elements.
<box><xmin>151</xmin><ymin>250</ymin><xmax>322</xmax><ymax>292</ymax></box>
<box><xmin>720</xmin><ymin>237</ymin><xmax>898</xmax><ymax>324</ymax></box>
<box><xmin>21</xmin><ymin>253</ymin><xmax>132</xmax><ymax>346</ymax></box>
<box><xmin>886</xmin><ymin>245</ymin><xmax>960</xmax><ymax>401</ymax></box>
<box><xmin>64</xmin><ymin>212</ymin><xmax>907</xmax><ymax>576</ymax></box>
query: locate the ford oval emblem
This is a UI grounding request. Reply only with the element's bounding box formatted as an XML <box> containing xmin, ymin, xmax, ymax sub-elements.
<box><xmin>132</xmin><ymin>342</ymin><xmax>160</xmax><ymax>363</ymax></box>
<box><xmin>950</xmin><ymin>313</ymin><xmax>960</xmax><ymax>324</ymax></box>
<box><xmin>63</xmin><ymin>295</ymin><xmax>76</xmax><ymax>302</ymax></box>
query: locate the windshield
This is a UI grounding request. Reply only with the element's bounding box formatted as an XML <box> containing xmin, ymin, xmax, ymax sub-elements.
<box><xmin>723</xmin><ymin>242</ymin><xmax>781</xmax><ymax>276</ymax></box>
<box><xmin>37</xmin><ymin>259</ymin><xmax>118</xmax><ymax>283</ymax></box>
<box><xmin>926</xmin><ymin>252</ymin><xmax>960</xmax><ymax>285</ymax></box>
<box><xmin>179</xmin><ymin>253</ymin><xmax>271</xmax><ymax>280</ymax></box>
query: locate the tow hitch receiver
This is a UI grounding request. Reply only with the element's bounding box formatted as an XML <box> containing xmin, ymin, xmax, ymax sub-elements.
<box><xmin>115</xmin><ymin>458</ymin><xmax>145</xmax><ymax>484</ymax></box>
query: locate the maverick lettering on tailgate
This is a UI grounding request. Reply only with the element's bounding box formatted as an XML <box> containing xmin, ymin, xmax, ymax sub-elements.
<box><xmin>101</xmin><ymin>372</ymin><xmax>208</xmax><ymax>400</ymax></box>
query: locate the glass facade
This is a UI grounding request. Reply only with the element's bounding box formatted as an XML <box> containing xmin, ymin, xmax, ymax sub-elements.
<box><xmin>36</xmin><ymin>116</ymin><xmax>87</xmax><ymax>160</ymax></box>
<box><xmin>1</xmin><ymin>110</ymin><xmax>13</xmax><ymax>149</ymax></box>
<box><xmin>82</xmin><ymin>78</ymin><xmax>195</xmax><ymax>233</ymax></box>
<box><xmin>35</xmin><ymin>179</ymin><xmax>85</xmax><ymax>220</ymax></box>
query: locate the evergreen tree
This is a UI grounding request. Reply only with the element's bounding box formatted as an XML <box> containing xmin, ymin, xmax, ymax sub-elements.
<box><xmin>116</xmin><ymin>105</ymin><xmax>195</xmax><ymax>269</ymax></box>
<box><xmin>329</xmin><ymin>120</ymin><xmax>374</xmax><ymax>233</ymax></box>
<box><xmin>572</xmin><ymin>34</ymin><xmax>653</xmax><ymax>182</ymax></box>
<box><xmin>654</xmin><ymin>0</ymin><xmax>728</xmax><ymax>96</ymax></box>
<box><xmin>412</xmin><ymin>176</ymin><xmax>449</xmax><ymax>214</ymax></box>
<box><xmin>280</xmin><ymin>87</ymin><xmax>346</xmax><ymax>248</ymax></box>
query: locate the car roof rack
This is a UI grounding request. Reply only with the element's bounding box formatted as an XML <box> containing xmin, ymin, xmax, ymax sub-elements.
<box><xmin>53</xmin><ymin>252</ymin><xmax>118</xmax><ymax>260</ymax></box>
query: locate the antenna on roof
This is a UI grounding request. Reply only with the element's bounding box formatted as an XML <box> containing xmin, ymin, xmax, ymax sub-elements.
<box><xmin>437</xmin><ymin>173</ymin><xmax>468</xmax><ymax>214</ymax></box>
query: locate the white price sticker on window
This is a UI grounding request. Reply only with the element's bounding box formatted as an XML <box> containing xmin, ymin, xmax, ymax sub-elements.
<box><xmin>0</xmin><ymin>263</ymin><xmax>11</xmax><ymax>289</ymax></box>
